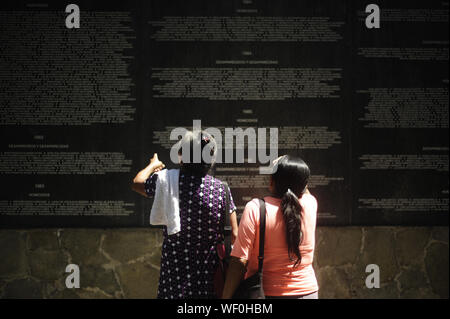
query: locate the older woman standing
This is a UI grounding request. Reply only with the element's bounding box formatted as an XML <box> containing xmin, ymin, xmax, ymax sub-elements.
<box><xmin>132</xmin><ymin>131</ymin><xmax>238</xmax><ymax>299</ymax></box>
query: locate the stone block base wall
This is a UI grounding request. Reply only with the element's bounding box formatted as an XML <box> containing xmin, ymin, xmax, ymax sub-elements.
<box><xmin>0</xmin><ymin>227</ymin><xmax>448</xmax><ymax>299</ymax></box>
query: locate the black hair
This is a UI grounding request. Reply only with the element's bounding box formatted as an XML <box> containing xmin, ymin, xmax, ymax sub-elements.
<box><xmin>177</xmin><ymin>130</ymin><xmax>217</xmax><ymax>176</ymax></box>
<box><xmin>271</xmin><ymin>155</ymin><xmax>310</xmax><ymax>267</ymax></box>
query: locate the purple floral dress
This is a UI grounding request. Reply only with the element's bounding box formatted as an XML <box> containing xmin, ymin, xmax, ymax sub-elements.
<box><xmin>145</xmin><ymin>169</ymin><xmax>236</xmax><ymax>299</ymax></box>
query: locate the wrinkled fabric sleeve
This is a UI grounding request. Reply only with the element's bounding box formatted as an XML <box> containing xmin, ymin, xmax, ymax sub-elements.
<box><xmin>226</xmin><ymin>184</ymin><xmax>237</xmax><ymax>214</ymax></box>
<box><xmin>144</xmin><ymin>173</ymin><xmax>158</xmax><ymax>198</ymax></box>
<box><xmin>230</xmin><ymin>200</ymin><xmax>258</xmax><ymax>260</ymax></box>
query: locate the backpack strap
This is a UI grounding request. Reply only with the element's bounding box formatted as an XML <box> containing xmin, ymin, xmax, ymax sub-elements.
<box><xmin>257</xmin><ymin>198</ymin><xmax>266</xmax><ymax>273</ymax></box>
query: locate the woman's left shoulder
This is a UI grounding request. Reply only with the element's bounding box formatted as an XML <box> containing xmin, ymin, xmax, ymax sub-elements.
<box><xmin>209</xmin><ymin>175</ymin><xmax>228</xmax><ymax>188</ymax></box>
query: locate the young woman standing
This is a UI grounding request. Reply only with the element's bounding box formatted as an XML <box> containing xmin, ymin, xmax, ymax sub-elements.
<box><xmin>222</xmin><ymin>155</ymin><xmax>319</xmax><ymax>299</ymax></box>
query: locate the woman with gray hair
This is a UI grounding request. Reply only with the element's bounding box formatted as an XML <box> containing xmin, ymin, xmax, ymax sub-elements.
<box><xmin>132</xmin><ymin>130</ymin><xmax>238</xmax><ymax>299</ymax></box>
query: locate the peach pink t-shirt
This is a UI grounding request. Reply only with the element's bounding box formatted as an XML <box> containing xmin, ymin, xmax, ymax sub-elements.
<box><xmin>230</xmin><ymin>194</ymin><xmax>319</xmax><ymax>296</ymax></box>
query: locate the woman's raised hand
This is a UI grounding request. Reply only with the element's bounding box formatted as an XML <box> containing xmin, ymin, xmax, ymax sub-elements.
<box><xmin>150</xmin><ymin>153</ymin><xmax>165</xmax><ymax>172</ymax></box>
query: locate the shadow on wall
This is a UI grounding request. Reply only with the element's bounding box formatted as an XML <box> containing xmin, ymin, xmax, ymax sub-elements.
<box><xmin>0</xmin><ymin>227</ymin><xmax>448</xmax><ymax>299</ymax></box>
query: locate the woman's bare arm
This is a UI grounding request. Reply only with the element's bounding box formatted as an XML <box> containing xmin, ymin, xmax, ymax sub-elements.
<box><xmin>221</xmin><ymin>256</ymin><xmax>248</xmax><ymax>299</ymax></box>
<box><xmin>131</xmin><ymin>153</ymin><xmax>165</xmax><ymax>197</ymax></box>
<box><xmin>230</xmin><ymin>211</ymin><xmax>238</xmax><ymax>244</ymax></box>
